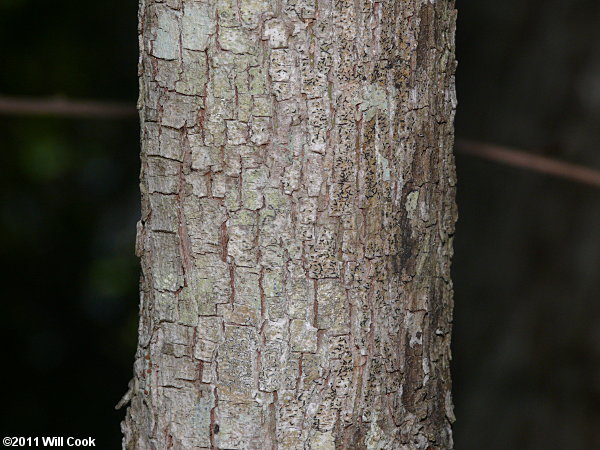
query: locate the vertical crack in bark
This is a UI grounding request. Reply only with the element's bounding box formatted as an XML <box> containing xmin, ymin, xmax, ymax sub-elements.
<box><xmin>123</xmin><ymin>0</ymin><xmax>457</xmax><ymax>448</ymax></box>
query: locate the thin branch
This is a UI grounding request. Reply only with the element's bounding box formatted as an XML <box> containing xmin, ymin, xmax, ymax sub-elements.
<box><xmin>455</xmin><ymin>139</ymin><xmax>600</xmax><ymax>189</ymax></box>
<box><xmin>1</xmin><ymin>96</ymin><xmax>599</xmax><ymax>189</ymax></box>
<box><xmin>0</xmin><ymin>96</ymin><xmax>137</xmax><ymax>118</ymax></box>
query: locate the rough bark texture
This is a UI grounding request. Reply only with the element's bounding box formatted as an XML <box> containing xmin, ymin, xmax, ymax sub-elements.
<box><xmin>122</xmin><ymin>0</ymin><xmax>457</xmax><ymax>447</ymax></box>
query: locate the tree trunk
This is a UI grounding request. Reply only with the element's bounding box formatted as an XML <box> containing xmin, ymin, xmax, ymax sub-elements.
<box><xmin>122</xmin><ymin>0</ymin><xmax>457</xmax><ymax>447</ymax></box>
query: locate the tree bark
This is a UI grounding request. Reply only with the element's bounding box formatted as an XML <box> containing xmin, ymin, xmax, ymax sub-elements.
<box><xmin>122</xmin><ymin>0</ymin><xmax>457</xmax><ymax>448</ymax></box>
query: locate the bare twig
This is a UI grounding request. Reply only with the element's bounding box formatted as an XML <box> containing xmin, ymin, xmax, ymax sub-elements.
<box><xmin>0</xmin><ymin>96</ymin><xmax>137</xmax><ymax>118</ymax></box>
<box><xmin>456</xmin><ymin>139</ymin><xmax>600</xmax><ymax>189</ymax></box>
<box><xmin>1</xmin><ymin>95</ymin><xmax>599</xmax><ymax>188</ymax></box>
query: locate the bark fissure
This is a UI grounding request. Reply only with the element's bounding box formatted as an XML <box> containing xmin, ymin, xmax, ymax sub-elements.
<box><xmin>123</xmin><ymin>0</ymin><xmax>457</xmax><ymax>447</ymax></box>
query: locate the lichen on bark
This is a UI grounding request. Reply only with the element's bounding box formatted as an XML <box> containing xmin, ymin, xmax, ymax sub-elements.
<box><xmin>123</xmin><ymin>0</ymin><xmax>457</xmax><ymax>448</ymax></box>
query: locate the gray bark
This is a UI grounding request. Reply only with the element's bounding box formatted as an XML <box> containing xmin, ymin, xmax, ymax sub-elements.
<box><xmin>122</xmin><ymin>0</ymin><xmax>457</xmax><ymax>448</ymax></box>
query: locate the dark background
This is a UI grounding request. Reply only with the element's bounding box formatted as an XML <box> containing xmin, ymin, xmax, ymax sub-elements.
<box><xmin>1</xmin><ymin>1</ymin><xmax>598</xmax><ymax>448</ymax></box>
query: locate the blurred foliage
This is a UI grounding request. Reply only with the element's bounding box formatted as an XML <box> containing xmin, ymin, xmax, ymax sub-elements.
<box><xmin>0</xmin><ymin>0</ymin><xmax>138</xmax><ymax>447</ymax></box>
<box><xmin>453</xmin><ymin>1</ymin><xmax>600</xmax><ymax>448</ymax></box>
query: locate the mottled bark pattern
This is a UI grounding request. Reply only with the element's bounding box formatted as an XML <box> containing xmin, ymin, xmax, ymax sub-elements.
<box><xmin>123</xmin><ymin>0</ymin><xmax>457</xmax><ymax>447</ymax></box>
